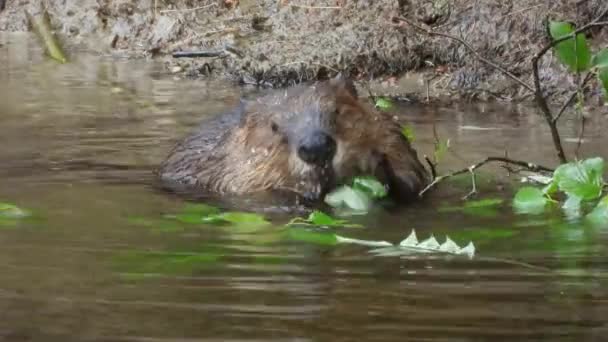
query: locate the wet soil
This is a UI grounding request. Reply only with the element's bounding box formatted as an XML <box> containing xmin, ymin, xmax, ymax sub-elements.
<box><xmin>1</xmin><ymin>0</ymin><xmax>607</xmax><ymax>104</ymax></box>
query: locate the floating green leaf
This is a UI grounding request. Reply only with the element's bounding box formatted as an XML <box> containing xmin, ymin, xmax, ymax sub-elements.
<box><xmin>375</xmin><ymin>97</ymin><xmax>393</xmax><ymax>110</ymax></box>
<box><xmin>561</xmin><ymin>195</ymin><xmax>582</xmax><ymax>219</ymax></box>
<box><xmin>401</xmin><ymin>125</ymin><xmax>415</xmax><ymax>142</ymax></box>
<box><xmin>325</xmin><ymin>186</ymin><xmax>372</xmax><ymax>212</ymax></box>
<box><xmin>464</xmin><ymin>198</ymin><xmax>504</xmax><ymax>208</ymax></box>
<box><xmin>439</xmin><ymin>198</ymin><xmax>503</xmax><ymax>217</ymax></box>
<box><xmin>352</xmin><ymin>176</ymin><xmax>388</xmax><ymax>199</ymax></box>
<box><xmin>552</xmin><ymin>157</ymin><xmax>604</xmax><ymax>201</ymax></box>
<box><xmin>115</xmin><ymin>250</ymin><xmax>223</xmax><ymax>276</ymax></box>
<box><xmin>549</xmin><ymin>21</ymin><xmax>591</xmax><ymax>72</ymax></box>
<box><xmin>166</xmin><ymin>203</ymin><xmax>221</xmax><ymax>224</ymax></box>
<box><xmin>0</xmin><ymin>203</ymin><xmax>30</xmax><ymax>219</ymax></box>
<box><xmin>513</xmin><ymin>186</ymin><xmax>548</xmax><ymax>214</ymax></box>
<box><xmin>202</xmin><ymin>212</ymin><xmax>271</xmax><ymax>232</ymax></box>
<box><xmin>586</xmin><ymin>196</ymin><xmax>608</xmax><ymax>227</ymax></box>
<box><xmin>286</xmin><ymin>229</ymin><xmax>338</xmax><ymax>246</ymax></box>
<box><xmin>286</xmin><ymin>210</ymin><xmax>363</xmax><ymax>228</ymax></box>
<box><xmin>368</xmin><ymin>230</ymin><xmax>476</xmax><ymax>259</ymax></box>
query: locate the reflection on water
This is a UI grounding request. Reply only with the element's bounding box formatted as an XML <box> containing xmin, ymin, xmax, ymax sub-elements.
<box><xmin>0</xmin><ymin>33</ymin><xmax>607</xmax><ymax>341</ymax></box>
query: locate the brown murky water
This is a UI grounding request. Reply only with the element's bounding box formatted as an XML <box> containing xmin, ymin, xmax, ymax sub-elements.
<box><xmin>1</xmin><ymin>33</ymin><xmax>608</xmax><ymax>341</ymax></box>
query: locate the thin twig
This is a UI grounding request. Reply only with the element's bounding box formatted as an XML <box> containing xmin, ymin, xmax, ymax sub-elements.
<box><xmin>160</xmin><ymin>4</ymin><xmax>216</xmax><ymax>13</ymax></box>
<box><xmin>554</xmin><ymin>72</ymin><xmax>595</xmax><ymax>123</ymax></box>
<box><xmin>289</xmin><ymin>5</ymin><xmax>342</xmax><ymax>9</ymax></box>
<box><xmin>424</xmin><ymin>155</ymin><xmax>438</xmax><ymax>179</ymax></box>
<box><xmin>530</xmin><ymin>4</ymin><xmax>608</xmax><ymax>164</ymax></box>
<box><xmin>462</xmin><ymin>168</ymin><xmax>477</xmax><ymax>200</ymax></box>
<box><xmin>393</xmin><ymin>16</ymin><xmax>535</xmax><ymax>93</ymax></box>
<box><xmin>575</xmin><ymin>115</ymin><xmax>587</xmax><ymax>159</ymax></box>
<box><xmin>418</xmin><ymin>157</ymin><xmax>554</xmax><ymax>197</ymax></box>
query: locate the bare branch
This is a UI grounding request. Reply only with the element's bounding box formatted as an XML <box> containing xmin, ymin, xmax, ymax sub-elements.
<box><xmin>418</xmin><ymin>157</ymin><xmax>554</xmax><ymax>197</ymax></box>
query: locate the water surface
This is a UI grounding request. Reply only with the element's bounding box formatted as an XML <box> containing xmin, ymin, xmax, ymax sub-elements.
<box><xmin>1</xmin><ymin>33</ymin><xmax>607</xmax><ymax>341</ymax></box>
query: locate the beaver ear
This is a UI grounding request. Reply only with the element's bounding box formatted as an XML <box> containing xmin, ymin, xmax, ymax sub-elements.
<box><xmin>331</xmin><ymin>74</ymin><xmax>358</xmax><ymax>99</ymax></box>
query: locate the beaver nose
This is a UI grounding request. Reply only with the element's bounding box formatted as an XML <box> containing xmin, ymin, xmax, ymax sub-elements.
<box><xmin>297</xmin><ymin>131</ymin><xmax>336</xmax><ymax>166</ymax></box>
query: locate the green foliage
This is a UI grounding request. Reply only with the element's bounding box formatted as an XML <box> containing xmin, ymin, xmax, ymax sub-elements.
<box><xmin>552</xmin><ymin>157</ymin><xmax>604</xmax><ymax>201</ymax></box>
<box><xmin>440</xmin><ymin>198</ymin><xmax>504</xmax><ymax>218</ymax></box>
<box><xmin>548</xmin><ymin>22</ymin><xmax>608</xmax><ymax>97</ymax></box>
<box><xmin>286</xmin><ymin>229</ymin><xmax>339</xmax><ymax>246</ymax></box>
<box><xmin>325</xmin><ymin>176</ymin><xmax>389</xmax><ymax>212</ymax></box>
<box><xmin>286</xmin><ymin>210</ymin><xmax>363</xmax><ymax>228</ymax></box>
<box><xmin>586</xmin><ymin>196</ymin><xmax>608</xmax><ymax>227</ymax></box>
<box><xmin>369</xmin><ymin>230</ymin><xmax>476</xmax><ymax>259</ymax></box>
<box><xmin>352</xmin><ymin>176</ymin><xmax>388</xmax><ymax>198</ymax></box>
<box><xmin>513</xmin><ymin>158</ymin><xmax>608</xmax><ymax>223</ymax></box>
<box><xmin>0</xmin><ymin>202</ymin><xmax>30</xmax><ymax>219</ymax></box>
<box><xmin>593</xmin><ymin>48</ymin><xmax>608</xmax><ymax>69</ymax></box>
<box><xmin>0</xmin><ymin>202</ymin><xmax>31</xmax><ymax>228</ymax></box>
<box><xmin>513</xmin><ymin>187</ymin><xmax>549</xmax><ymax>215</ymax></box>
<box><xmin>115</xmin><ymin>250</ymin><xmax>224</xmax><ymax>276</ymax></box>
<box><xmin>374</xmin><ymin>97</ymin><xmax>393</xmax><ymax>111</ymax></box>
<box><xmin>549</xmin><ymin>21</ymin><xmax>591</xmax><ymax>72</ymax></box>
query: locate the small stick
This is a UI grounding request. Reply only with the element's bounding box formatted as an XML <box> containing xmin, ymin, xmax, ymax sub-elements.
<box><xmin>553</xmin><ymin>72</ymin><xmax>595</xmax><ymax>123</ymax></box>
<box><xmin>289</xmin><ymin>5</ymin><xmax>341</xmax><ymax>10</ymax></box>
<box><xmin>172</xmin><ymin>50</ymin><xmax>224</xmax><ymax>58</ymax></box>
<box><xmin>160</xmin><ymin>4</ymin><xmax>216</xmax><ymax>13</ymax></box>
<box><xmin>418</xmin><ymin>157</ymin><xmax>554</xmax><ymax>197</ymax></box>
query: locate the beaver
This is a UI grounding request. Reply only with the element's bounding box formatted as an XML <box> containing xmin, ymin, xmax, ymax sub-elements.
<box><xmin>157</xmin><ymin>77</ymin><xmax>429</xmax><ymax>204</ymax></box>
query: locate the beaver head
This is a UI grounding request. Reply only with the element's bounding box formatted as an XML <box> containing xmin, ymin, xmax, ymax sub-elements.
<box><xmin>159</xmin><ymin>77</ymin><xmax>429</xmax><ymax>204</ymax></box>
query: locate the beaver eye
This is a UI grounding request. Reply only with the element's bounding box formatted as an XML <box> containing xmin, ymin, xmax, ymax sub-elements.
<box><xmin>270</xmin><ymin>121</ymin><xmax>279</xmax><ymax>133</ymax></box>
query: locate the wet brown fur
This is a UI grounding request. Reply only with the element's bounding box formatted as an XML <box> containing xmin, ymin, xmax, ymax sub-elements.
<box><xmin>158</xmin><ymin>78</ymin><xmax>429</xmax><ymax>203</ymax></box>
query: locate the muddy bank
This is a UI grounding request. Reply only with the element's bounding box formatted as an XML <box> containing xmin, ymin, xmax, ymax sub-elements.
<box><xmin>1</xmin><ymin>0</ymin><xmax>607</xmax><ymax>103</ymax></box>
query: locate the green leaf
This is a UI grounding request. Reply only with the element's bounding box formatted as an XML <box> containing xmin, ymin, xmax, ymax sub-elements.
<box><xmin>586</xmin><ymin>196</ymin><xmax>608</xmax><ymax>227</ymax></box>
<box><xmin>307</xmin><ymin>211</ymin><xmax>337</xmax><ymax>225</ymax></box>
<box><xmin>166</xmin><ymin>203</ymin><xmax>222</xmax><ymax>224</ymax></box>
<box><xmin>0</xmin><ymin>203</ymin><xmax>30</xmax><ymax>219</ymax></box>
<box><xmin>592</xmin><ymin>48</ymin><xmax>608</xmax><ymax>69</ymax></box>
<box><xmin>286</xmin><ymin>211</ymin><xmax>364</xmax><ymax>228</ymax></box>
<box><xmin>325</xmin><ymin>186</ymin><xmax>372</xmax><ymax>212</ymax></box>
<box><xmin>286</xmin><ymin>229</ymin><xmax>338</xmax><ymax>246</ymax></box>
<box><xmin>513</xmin><ymin>187</ymin><xmax>548</xmax><ymax>214</ymax></box>
<box><xmin>204</xmin><ymin>212</ymin><xmax>270</xmax><ymax>226</ymax></box>
<box><xmin>464</xmin><ymin>198</ymin><xmax>504</xmax><ymax>208</ymax></box>
<box><xmin>552</xmin><ymin>158</ymin><xmax>604</xmax><ymax>201</ymax></box>
<box><xmin>401</xmin><ymin>125</ymin><xmax>415</xmax><ymax>142</ymax></box>
<box><xmin>352</xmin><ymin>176</ymin><xmax>388</xmax><ymax>199</ymax></box>
<box><xmin>374</xmin><ymin>97</ymin><xmax>393</xmax><ymax>111</ymax></box>
<box><xmin>562</xmin><ymin>195</ymin><xmax>582</xmax><ymax>219</ymax></box>
<box><xmin>549</xmin><ymin>21</ymin><xmax>592</xmax><ymax>72</ymax></box>
<box><xmin>598</xmin><ymin>67</ymin><xmax>608</xmax><ymax>97</ymax></box>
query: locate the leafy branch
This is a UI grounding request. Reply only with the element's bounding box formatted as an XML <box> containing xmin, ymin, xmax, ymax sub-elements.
<box><xmin>394</xmin><ymin>6</ymin><xmax>608</xmax><ymax>197</ymax></box>
<box><xmin>394</xmin><ymin>6</ymin><xmax>608</xmax><ymax>165</ymax></box>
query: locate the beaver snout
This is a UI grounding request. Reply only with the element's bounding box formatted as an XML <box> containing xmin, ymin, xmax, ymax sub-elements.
<box><xmin>297</xmin><ymin>130</ymin><xmax>337</xmax><ymax>166</ymax></box>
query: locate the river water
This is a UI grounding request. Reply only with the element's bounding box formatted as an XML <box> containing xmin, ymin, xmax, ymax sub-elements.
<box><xmin>0</xmin><ymin>33</ymin><xmax>607</xmax><ymax>341</ymax></box>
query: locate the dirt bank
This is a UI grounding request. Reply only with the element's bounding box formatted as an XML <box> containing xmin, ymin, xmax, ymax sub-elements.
<box><xmin>1</xmin><ymin>0</ymin><xmax>607</xmax><ymax>103</ymax></box>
